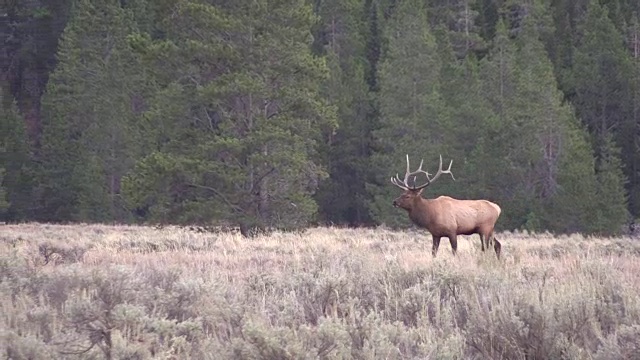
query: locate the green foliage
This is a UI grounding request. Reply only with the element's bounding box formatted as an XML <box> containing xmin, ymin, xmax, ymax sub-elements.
<box><xmin>38</xmin><ymin>0</ymin><xmax>151</xmax><ymax>222</ymax></box>
<box><xmin>0</xmin><ymin>0</ymin><xmax>72</xmax><ymax>147</ymax></box>
<box><xmin>588</xmin><ymin>135</ymin><xmax>631</xmax><ymax>235</ymax></box>
<box><xmin>544</xmin><ymin>118</ymin><xmax>598</xmax><ymax>233</ymax></box>
<box><xmin>426</xmin><ymin>0</ymin><xmax>488</xmax><ymax>58</ymax></box>
<box><xmin>466</xmin><ymin>16</ymin><xmax>604</xmax><ymax>233</ymax></box>
<box><xmin>433</xmin><ymin>27</ymin><xmax>493</xmax><ymax>198</ymax></box>
<box><xmin>570</xmin><ymin>0</ymin><xmax>633</xmax><ymax>142</ymax></box>
<box><xmin>312</xmin><ymin>0</ymin><xmax>376</xmax><ymax>225</ymax></box>
<box><xmin>0</xmin><ymin>88</ymin><xmax>36</xmax><ymax>221</ymax></box>
<box><xmin>0</xmin><ymin>169</ymin><xmax>8</xmax><ymax>213</ymax></box>
<box><xmin>366</xmin><ymin>3</ymin><xmax>617</xmax><ymax>234</ymax></box>
<box><xmin>563</xmin><ymin>0</ymin><xmax>635</xmax><ymax>233</ymax></box>
<box><xmin>367</xmin><ymin>0</ymin><xmax>454</xmax><ymax>227</ymax></box>
<box><xmin>2</xmin><ymin>0</ymin><xmax>639</xmax><ymax>234</ymax></box>
<box><xmin>122</xmin><ymin>0</ymin><xmax>336</xmax><ymax>232</ymax></box>
<box><xmin>623</xmin><ymin>12</ymin><xmax>640</xmax><ymax>217</ymax></box>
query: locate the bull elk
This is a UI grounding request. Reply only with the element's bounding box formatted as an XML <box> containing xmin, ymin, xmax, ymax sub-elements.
<box><xmin>391</xmin><ymin>154</ymin><xmax>502</xmax><ymax>258</ymax></box>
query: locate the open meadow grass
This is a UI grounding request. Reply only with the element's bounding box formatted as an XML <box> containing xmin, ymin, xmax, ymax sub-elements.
<box><xmin>1</xmin><ymin>223</ymin><xmax>640</xmax><ymax>359</ymax></box>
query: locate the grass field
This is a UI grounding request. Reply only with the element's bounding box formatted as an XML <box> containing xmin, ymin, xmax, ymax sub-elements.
<box><xmin>1</xmin><ymin>223</ymin><xmax>640</xmax><ymax>359</ymax></box>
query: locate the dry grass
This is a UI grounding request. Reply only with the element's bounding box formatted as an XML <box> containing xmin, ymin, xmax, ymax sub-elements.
<box><xmin>1</xmin><ymin>223</ymin><xmax>640</xmax><ymax>359</ymax></box>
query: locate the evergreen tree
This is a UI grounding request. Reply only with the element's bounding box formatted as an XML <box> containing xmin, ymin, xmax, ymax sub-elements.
<box><xmin>547</xmin><ymin>0</ymin><xmax>578</xmax><ymax>98</ymax></box>
<box><xmin>471</xmin><ymin>20</ymin><xmax>529</xmax><ymax>229</ymax></box>
<box><xmin>0</xmin><ymin>169</ymin><xmax>8</xmax><ymax>214</ymax></box>
<box><xmin>367</xmin><ymin>0</ymin><xmax>451</xmax><ymax>227</ymax></box>
<box><xmin>569</xmin><ymin>0</ymin><xmax>635</xmax><ymax>227</ymax></box>
<box><xmin>0</xmin><ymin>87</ymin><xmax>36</xmax><ymax>221</ymax></box>
<box><xmin>364</xmin><ymin>0</ymin><xmax>382</xmax><ymax>92</ymax></box>
<box><xmin>433</xmin><ymin>26</ymin><xmax>492</xmax><ymax>200</ymax></box>
<box><xmin>39</xmin><ymin>0</ymin><xmax>149</xmax><ymax>222</ymax></box>
<box><xmin>588</xmin><ymin>135</ymin><xmax>630</xmax><ymax>234</ymax></box>
<box><xmin>624</xmin><ymin>12</ymin><xmax>640</xmax><ymax>218</ymax></box>
<box><xmin>312</xmin><ymin>0</ymin><xmax>375</xmax><ymax>225</ymax></box>
<box><xmin>0</xmin><ymin>0</ymin><xmax>72</xmax><ymax>145</ymax></box>
<box><xmin>427</xmin><ymin>0</ymin><xmax>487</xmax><ymax>58</ymax></box>
<box><xmin>474</xmin><ymin>0</ymin><xmax>500</xmax><ymax>41</ymax></box>
<box><xmin>570</xmin><ymin>0</ymin><xmax>633</xmax><ymax>148</ymax></box>
<box><xmin>471</xmin><ymin>15</ymin><xmax>604</xmax><ymax>233</ymax></box>
<box><xmin>514</xmin><ymin>15</ymin><xmax>600</xmax><ymax>233</ymax></box>
<box><xmin>545</xmin><ymin>116</ymin><xmax>598</xmax><ymax>233</ymax></box>
<box><xmin>1</xmin><ymin>0</ymin><xmax>637</xmax><ymax>233</ymax></box>
<box><xmin>122</xmin><ymin>0</ymin><xmax>336</xmax><ymax>234</ymax></box>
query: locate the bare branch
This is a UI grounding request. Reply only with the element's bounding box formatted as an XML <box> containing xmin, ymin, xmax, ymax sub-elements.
<box><xmin>186</xmin><ymin>183</ymin><xmax>244</xmax><ymax>213</ymax></box>
<box><xmin>248</xmin><ymin>167</ymin><xmax>276</xmax><ymax>193</ymax></box>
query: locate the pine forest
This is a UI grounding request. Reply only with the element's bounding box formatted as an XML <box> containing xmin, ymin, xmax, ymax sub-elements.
<box><xmin>2</xmin><ymin>0</ymin><xmax>640</xmax><ymax>237</ymax></box>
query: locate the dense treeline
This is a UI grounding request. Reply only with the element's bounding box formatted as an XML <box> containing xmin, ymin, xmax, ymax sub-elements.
<box><xmin>1</xmin><ymin>0</ymin><xmax>639</xmax><ymax>235</ymax></box>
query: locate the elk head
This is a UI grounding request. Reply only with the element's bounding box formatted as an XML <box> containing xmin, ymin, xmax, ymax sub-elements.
<box><xmin>391</xmin><ymin>154</ymin><xmax>455</xmax><ymax>210</ymax></box>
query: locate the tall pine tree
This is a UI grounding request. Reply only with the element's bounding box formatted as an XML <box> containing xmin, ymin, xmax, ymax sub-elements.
<box><xmin>367</xmin><ymin>0</ymin><xmax>452</xmax><ymax>227</ymax></box>
<box><xmin>570</xmin><ymin>0</ymin><xmax>633</xmax><ymax>149</ymax></box>
<box><xmin>624</xmin><ymin>12</ymin><xmax>640</xmax><ymax>220</ymax></box>
<box><xmin>122</xmin><ymin>0</ymin><xmax>336</xmax><ymax>233</ymax></box>
<box><xmin>312</xmin><ymin>0</ymin><xmax>376</xmax><ymax>225</ymax></box>
<box><xmin>568</xmin><ymin>0</ymin><xmax>633</xmax><ymax>231</ymax></box>
<box><xmin>470</xmin><ymin>14</ymin><xmax>608</xmax><ymax>233</ymax></box>
<box><xmin>433</xmin><ymin>26</ymin><xmax>492</xmax><ymax>200</ymax></box>
<box><xmin>0</xmin><ymin>86</ymin><xmax>36</xmax><ymax>221</ymax></box>
<box><xmin>39</xmin><ymin>0</ymin><xmax>149</xmax><ymax>222</ymax></box>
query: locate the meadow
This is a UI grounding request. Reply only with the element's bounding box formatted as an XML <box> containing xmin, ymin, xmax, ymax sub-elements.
<box><xmin>1</xmin><ymin>223</ymin><xmax>640</xmax><ymax>360</ymax></box>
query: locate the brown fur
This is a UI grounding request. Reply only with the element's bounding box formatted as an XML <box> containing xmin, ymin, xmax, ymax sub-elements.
<box><xmin>393</xmin><ymin>188</ymin><xmax>502</xmax><ymax>258</ymax></box>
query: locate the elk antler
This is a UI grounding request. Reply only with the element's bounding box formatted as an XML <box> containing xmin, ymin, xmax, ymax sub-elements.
<box><xmin>390</xmin><ymin>154</ymin><xmax>455</xmax><ymax>190</ymax></box>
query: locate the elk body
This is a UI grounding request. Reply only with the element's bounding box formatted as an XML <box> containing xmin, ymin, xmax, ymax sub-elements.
<box><xmin>391</xmin><ymin>155</ymin><xmax>502</xmax><ymax>258</ymax></box>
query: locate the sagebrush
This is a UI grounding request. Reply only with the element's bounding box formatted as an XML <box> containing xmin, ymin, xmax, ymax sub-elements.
<box><xmin>1</xmin><ymin>224</ymin><xmax>639</xmax><ymax>359</ymax></box>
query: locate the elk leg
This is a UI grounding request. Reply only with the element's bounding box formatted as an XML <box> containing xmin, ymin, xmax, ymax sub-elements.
<box><xmin>494</xmin><ymin>237</ymin><xmax>502</xmax><ymax>259</ymax></box>
<box><xmin>449</xmin><ymin>235</ymin><xmax>458</xmax><ymax>256</ymax></box>
<box><xmin>487</xmin><ymin>230</ymin><xmax>497</xmax><ymax>250</ymax></box>
<box><xmin>478</xmin><ymin>234</ymin><xmax>486</xmax><ymax>251</ymax></box>
<box><xmin>432</xmin><ymin>236</ymin><xmax>441</xmax><ymax>257</ymax></box>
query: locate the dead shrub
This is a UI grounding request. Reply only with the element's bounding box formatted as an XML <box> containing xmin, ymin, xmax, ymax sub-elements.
<box><xmin>37</xmin><ymin>241</ymin><xmax>89</xmax><ymax>265</ymax></box>
<box><xmin>594</xmin><ymin>324</ymin><xmax>640</xmax><ymax>360</ymax></box>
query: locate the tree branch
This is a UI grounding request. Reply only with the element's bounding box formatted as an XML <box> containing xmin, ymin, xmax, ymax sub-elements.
<box><xmin>249</xmin><ymin>167</ymin><xmax>276</xmax><ymax>193</ymax></box>
<box><xmin>186</xmin><ymin>183</ymin><xmax>244</xmax><ymax>213</ymax></box>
